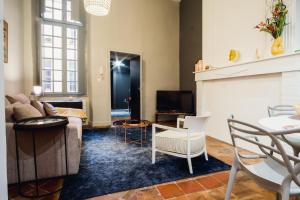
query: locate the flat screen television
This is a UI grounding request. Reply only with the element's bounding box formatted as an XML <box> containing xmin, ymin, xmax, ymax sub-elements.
<box><xmin>156</xmin><ymin>91</ymin><xmax>194</xmax><ymax>113</ymax></box>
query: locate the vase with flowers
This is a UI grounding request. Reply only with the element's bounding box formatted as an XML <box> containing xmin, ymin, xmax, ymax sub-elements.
<box><xmin>255</xmin><ymin>0</ymin><xmax>288</xmax><ymax>56</ymax></box>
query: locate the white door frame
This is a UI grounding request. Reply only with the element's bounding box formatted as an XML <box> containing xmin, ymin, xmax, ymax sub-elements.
<box><xmin>0</xmin><ymin>0</ymin><xmax>8</xmax><ymax>198</ymax></box>
<box><xmin>108</xmin><ymin>49</ymin><xmax>143</xmax><ymax>120</ymax></box>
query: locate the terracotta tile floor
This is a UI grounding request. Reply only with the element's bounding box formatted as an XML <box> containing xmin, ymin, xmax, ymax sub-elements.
<box><xmin>8</xmin><ymin>136</ymin><xmax>279</xmax><ymax>200</ymax></box>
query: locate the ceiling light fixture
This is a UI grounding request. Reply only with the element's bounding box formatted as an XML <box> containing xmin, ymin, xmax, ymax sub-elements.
<box><xmin>114</xmin><ymin>60</ymin><xmax>124</xmax><ymax>67</ymax></box>
<box><xmin>84</xmin><ymin>0</ymin><xmax>112</xmax><ymax>16</ymax></box>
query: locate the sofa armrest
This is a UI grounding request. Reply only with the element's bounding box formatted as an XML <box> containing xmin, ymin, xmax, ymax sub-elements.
<box><xmin>6</xmin><ymin>118</ymin><xmax>82</xmax><ymax>184</ymax></box>
<box><xmin>67</xmin><ymin>117</ymin><xmax>82</xmax><ymax>144</ymax></box>
<box><xmin>67</xmin><ymin>122</ymin><xmax>82</xmax><ymax>146</ymax></box>
<box><xmin>5</xmin><ymin>122</ymin><xmax>15</xmax><ymax>142</ymax></box>
<box><xmin>6</xmin><ymin>122</ymin><xmax>14</xmax><ymax>131</ymax></box>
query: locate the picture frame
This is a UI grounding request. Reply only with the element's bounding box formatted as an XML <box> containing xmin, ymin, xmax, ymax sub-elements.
<box><xmin>3</xmin><ymin>20</ymin><xmax>8</xmax><ymax>63</ymax></box>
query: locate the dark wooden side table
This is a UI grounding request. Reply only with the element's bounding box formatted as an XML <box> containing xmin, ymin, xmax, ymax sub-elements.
<box><xmin>13</xmin><ymin>116</ymin><xmax>69</xmax><ymax>198</ymax></box>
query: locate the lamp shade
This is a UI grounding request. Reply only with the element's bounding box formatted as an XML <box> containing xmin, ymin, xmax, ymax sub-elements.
<box><xmin>84</xmin><ymin>0</ymin><xmax>112</xmax><ymax>16</ymax></box>
<box><xmin>32</xmin><ymin>86</ymin><xmax>43</xmax><ymax>97</ymax></box>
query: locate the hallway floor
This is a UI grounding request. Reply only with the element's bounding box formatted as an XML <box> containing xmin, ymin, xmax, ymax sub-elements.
<box><xmin>111</xmin><ymin>109</ymin><xmax>130</xmax><ymax>118</ymax></box>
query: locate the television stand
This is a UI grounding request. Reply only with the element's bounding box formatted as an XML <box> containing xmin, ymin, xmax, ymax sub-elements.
<box><xmin>155</xmin><ymin>112</ymin><xmax>189</xmax><ymax>123</ymax></box>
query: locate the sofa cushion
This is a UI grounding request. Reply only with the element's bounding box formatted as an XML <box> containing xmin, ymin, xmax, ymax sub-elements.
<box><xmin>31</xmin><ymin>100</ymin><xmax>46</xmax><ymax>116</ymax></box>
<box><xmin>155</xmin><ymin>130</ymin><xmax>205</xmax><ymax>155</ymax></box>
<box><xmin>5</xmin><ymin>105</ymin><xmax>14</xmax><ymax>122</ymax></box>
<box><xmin>43</xmin><ymin>102</ymin><xmax>58</xmax><ymax>116</ymax></box>
<box><xmin>13</xmin><ymin>104</ymin><xmax>42</xmax><ymax>121</ymax></box>
<box><xmin>5</xmin><ymin>98</ymin><xmax>11</xmax><ymax>106</ymax></box>
<box><xmin>5</xmin><ymin>94</ymin><xmax>31</xmax><ymax>104</ymax></box>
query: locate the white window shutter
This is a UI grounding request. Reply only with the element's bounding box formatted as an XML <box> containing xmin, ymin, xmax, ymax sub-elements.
<box><xmin>71</xmin><ymin>0</ymin><xmax>80</xmax><ymax>22</ymax></box>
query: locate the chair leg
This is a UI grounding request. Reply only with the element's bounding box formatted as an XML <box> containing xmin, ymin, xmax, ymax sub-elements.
<box><xmin>276</xmin><ymin>193</ymin><xmax>281</xmax><ymax>200</ymax></box>
<box><xmin>280</xmin><ymin>190</ymin><xmax>290</xmax><ymax>200</ymax></box>
<box><xmin>152</xmin><ymin>126</ymin><xmax>156</xmax><ymax>164</ymax></box>
<box><xmin>280</xmin><ymin>179</ymin><xmax>291</xmax><ymax>200</ymax></box>
<box><xmin>152</xmin><ymin>149</ymin><xmax>156</xmax><ymax>164</ymax></box>
<box><xmin>187</xmin><ymin>157</ymin><xmax>193</xmax><ymax>174</ymax></box>
<box><xmin>204</xmin><ymin>144</ymin><xmax>208</xmax><ymax>161</ymax></box>
<box><xmin>225</xmin><ymin>157</ymin><xmax>239</xmax><ymax>200</ymax></box>
<box><xmin>293</xmin><ymin>149</ymin><xmax>299</xmax><ymax>157</ymax></box>
<box><xmin>204</xmin><ymin>139</ymin><xmax>208</xmax><ymax>161</ymax></box>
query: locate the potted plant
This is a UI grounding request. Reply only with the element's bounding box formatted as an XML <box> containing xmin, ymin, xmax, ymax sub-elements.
<box><xmin>255</xmin><ymin>0</ymin><xmax>288</xmax><ymax>56</ymax></box>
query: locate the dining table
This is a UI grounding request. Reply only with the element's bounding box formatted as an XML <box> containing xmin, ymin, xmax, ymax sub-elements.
<box><xmin>258</xmin><ymin>115</ymin><xmax>300</xmax><ymax>156</ymax></box>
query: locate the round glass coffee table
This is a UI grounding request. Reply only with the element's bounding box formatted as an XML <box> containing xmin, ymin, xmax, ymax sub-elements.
<box><xmin>112</xmin><ymin>119</ymin><xmax>151</xmax><ymax>147</ymax></box>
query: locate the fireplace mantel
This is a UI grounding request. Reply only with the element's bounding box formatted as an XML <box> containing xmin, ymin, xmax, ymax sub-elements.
<box><xmin>195</xmin><ymin>52</ymin><xmax>300</xmax><ymax>148</ymax></box>
<box><xmin>195</xmin><ymin>52</ymin><xmax>300</xmax><ymax>81</ymax></box>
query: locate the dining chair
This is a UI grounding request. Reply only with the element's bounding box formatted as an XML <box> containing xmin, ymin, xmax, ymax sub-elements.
<box><xmin>225</xmin><ymin>118</ymin><xmax>300</xmax><ymax>200</ymax></box>
<box><xmin>268</xmin><ymin>105</ymin><xmax>298</xmax><ymax>156</ymax></box>
<box><xmin>152</xmin><ymin>115</ymin><xmax>209</xmax><ymax>174</ymax></box>
<box><xmin>268</xmin><ymin>105</ymin><xmax>296</xmax><ymax>117</ymax></box>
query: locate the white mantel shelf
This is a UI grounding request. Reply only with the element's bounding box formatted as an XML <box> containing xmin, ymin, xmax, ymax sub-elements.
<box><xmin>195</xmin><ymin>52</ymin><xmax>300</xmax><ymax>81</ymax></box>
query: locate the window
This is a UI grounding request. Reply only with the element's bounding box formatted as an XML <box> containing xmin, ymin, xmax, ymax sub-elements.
<box><xmin>40</xmin><ymin>0</ymin><xmax>81</xmax><ymax>94</ymax></box>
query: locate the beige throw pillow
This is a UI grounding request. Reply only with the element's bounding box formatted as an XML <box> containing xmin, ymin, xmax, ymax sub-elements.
<box><xmin>5</xmin><ymin>95</ymin><xmax>16</xmax><ymax>104</ymax></box>
<box><xmin>5</xmin><ymin>93</ymin><xmax>31</xmax><ymax>104</ymax></box>
<box><xmin>43</xmin><ymin>102</ymin><xmax>58</xmax><ymax>116</ymax></box>
<box><xmin>5</xmin><ymin>102</ymin><xmax>22</xmax><ymax>122</ymax></box>
<box><xmin>31</xmin><ymin>100</ymin><xmax>46</xmax><ymax>116</ymax></box>
<box><xmin>13</xmin><ymin>104</ymin><xmax>42</xmax><ymax>121</ymax></box>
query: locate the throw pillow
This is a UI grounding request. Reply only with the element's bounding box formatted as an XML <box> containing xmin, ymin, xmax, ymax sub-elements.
<box><xmin>13</xmin><ymin>104</ymin><xmax>42</xmax><ymax>121</ymax></box>
<box><xmin>31</xmin><ymin>100</ymin><xmax>46</xmax><ymax>116</ymax></box>
<box><xmin>43</xmin><ymin>102</ymin><xmax>58</xmax><ymax>116</ymax></box>
<box><xmin>5</xmin><ymin>93</ymin><xmax>31</xmax><ymax>104</ymax></box>
<box><xmin>5</xmin><ymin>102</ymin><xmax>22</xmax><ymax>122</ymax></box>
<box><xmin>5</xmin><ymin>95</ymin><xmax>16</xmax><ymax>104</ymax></box>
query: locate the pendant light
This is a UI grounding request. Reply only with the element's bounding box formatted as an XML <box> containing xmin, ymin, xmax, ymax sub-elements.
<box><xmin>84</xmin><ymin>0</ymin><xmax>112</xmax><ymax>16</ymax></box>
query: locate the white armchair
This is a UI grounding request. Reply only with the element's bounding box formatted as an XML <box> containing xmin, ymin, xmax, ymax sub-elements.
<box><xmin>152</xmin><ymin>116</ymin><xmax>209</xmax><ymax>174</ymax></box>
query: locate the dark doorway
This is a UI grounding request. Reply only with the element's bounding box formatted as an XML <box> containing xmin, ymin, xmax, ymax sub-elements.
<box><xmin>110</xmin><ymin>51</ymin><xmax>141</xmax><ymax>120</ymax></box>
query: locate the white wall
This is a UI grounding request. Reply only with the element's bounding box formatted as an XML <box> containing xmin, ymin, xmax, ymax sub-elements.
<box><xmin>295</xmin><ymin>0</ymin><xmax>300</xmax><ymax>51</ymax></box>
<box><xmin>199</xmin><ymin>74</ymin><xmax>281</xmax><ymax>144</ymax></box>
<box><xmin>3</xmin><ymin>0</ymin><xmax>24</xmax><ymax>94</ymax></box>
<box><xmin>87</xmin><ymin>0</ymin><xmax>180</xmax><ymax>125</ymax></box>
<box><xmin>199</xmin><ymin>0</ymin><xmax>300</xmax><ymax>151</ymax></box>
<box><xmin>0</xmin><ymin>0</ymin><xmax>8</xmax><ymax>197</ymax></box>
<box><xmin>202</xmin><ymin>0</ymin><xmax>267</xmax><ymax>68</ymax></box>
<box><xmin>23</xmin><ymin>0</ymin><xmax>37</xmax><ymax>95</ymax></box>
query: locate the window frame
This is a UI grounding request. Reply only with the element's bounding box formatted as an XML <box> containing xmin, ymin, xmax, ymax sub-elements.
<box><xmin>39</xmin><ymin>0</ymin><xmax>84</xmax><ymax>96</ymax></box>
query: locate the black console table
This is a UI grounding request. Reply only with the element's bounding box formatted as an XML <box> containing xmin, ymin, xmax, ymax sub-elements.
<box><xmin>13</xmin><ymin>116</ymin><xmax>69</xmax><ymax>198</ymax></box>
<box><xmin>155</xmin><ymin>112</ymin><xmax>190</xmax><ymax>122</ymax></box>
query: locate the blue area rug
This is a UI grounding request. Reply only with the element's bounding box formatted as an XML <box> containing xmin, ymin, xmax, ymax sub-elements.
<box><xmin>60</xmin><ymin>128</ymin><xmax>230</xmax><ymax>200</ymax></box>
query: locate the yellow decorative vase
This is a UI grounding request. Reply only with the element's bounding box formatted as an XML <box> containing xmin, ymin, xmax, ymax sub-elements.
<box><xmin>271</xmin><ymin>37</ymin><xmax>284</xmax><ymax>56</ymax></box>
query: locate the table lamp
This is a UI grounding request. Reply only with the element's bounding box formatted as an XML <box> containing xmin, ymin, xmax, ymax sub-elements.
<box><xmin>31</xmin><ymin>86</ymin><xmax>43</xmax><ymax>100</ymax></box>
